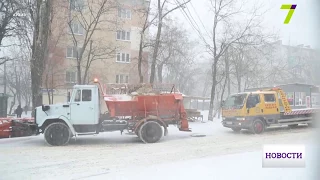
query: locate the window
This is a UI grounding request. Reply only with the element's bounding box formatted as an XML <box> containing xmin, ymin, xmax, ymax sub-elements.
<box><xmin>250</xmin><ymin>94</ymin><xmax>260</xmax><ymax>105</ymax></box>
<box><xmin>222</xmin><ymin>94</ymin><xmax>247</xmax><ymax>109</ymax></box>
<box><xmin>69</xmin><ymin>22</ymin><xmax>84</xmax><ymax>35</ymax></box>
<box><xmin>118</xmin><ymin>8</ymin><xmax>131</xmax><ymax>19</ymax></box>
<box><xmin>66</xmin><ymin>47</ymin><xmax>82</xmax><ymax>58</ymax></box>
<box><xmin>116</xmin><ymin>53</ymin><xmax>130</xmax><ymax>63</ymax></box>
<box><xmin>66</xmin><ymin>71</ymin><xmax>77</xmax><ymax>83</ymax></box>
<box><xmin>74</xmin><ymin>89</ymin><xmax>81</xmax><ymax>102</ymax></box>
<box><xmin>295</xmin><ymin>92</ymin><xmax>306</xmax><ymax>106</ymax></box>
<box><xmin>286</xmin><ymin>92</ymin><xmax>294</xmax><ymax>106</ymax></box>
<box><xmin>264</xmin><ymin>94</ymin><xmax>276</xmax><ymax>102</ymax></box>
<box><xmin>116</xmin><ymin>30</ymin><xmax>130</xmax><ymax>40</ymax></box>
<box><xmin>82</xmin><ymin>89</ymin><xmax>92</xmax><ymax>101</ymax></box>
<box><xmin>116</xmin><ymin>74</ymin><xmax>129</xmax><ymax>83</ymax></box>
<box><xmin>70</xmin><ymin>0</ymin><xmax>85</xmax><ymax>11</ymax></box>
<box><xmin>246</xmin><ymin>94</ymin><xmax>260</xmax><ymax>108</ymax></box>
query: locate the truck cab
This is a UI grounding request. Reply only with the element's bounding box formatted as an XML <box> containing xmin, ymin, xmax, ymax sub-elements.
<box><xmin>35</xmin><ymin>85</ymin><xmax>101</xmax><ymax>142</ymax></box>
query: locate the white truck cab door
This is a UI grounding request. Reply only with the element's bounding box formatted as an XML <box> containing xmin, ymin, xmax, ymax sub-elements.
<box><xmin>70</xmin><ymin>88</ymin><xmax>96</xmax><ymax>125</ymax></box>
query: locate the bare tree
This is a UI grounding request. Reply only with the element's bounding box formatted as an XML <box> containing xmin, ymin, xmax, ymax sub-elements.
<box><xmin>205</xmin><ymin>0</ymin><xmax>269</xmax><ymax>121</ymax></box>
<box><xmin>149</xmin><ymin>0</ymin><xmax>190</xmax><ymax>83</ymax></box>
<box><xmin>2</xmin><ymin>50</ymin><xmax>32</xmax><ymax>111</ymax></box>
<box><xmin>156</xmin><ymin>18</ymin><xmax>185</xmax><ymax>83</ymax></box>
<box><xmin>0</xmin><ymin>0</ymin><xmax>32</xmax><ymax>64</ymax></box>
<box><xmin>134</xmin><ymin>1</ymin><xmax>157</xmax><ymax>83</ymax></box>
<box><xmin>67</xmin><ymin>0</ymin><xmax>118</xmax><ymax>85</ymax></box>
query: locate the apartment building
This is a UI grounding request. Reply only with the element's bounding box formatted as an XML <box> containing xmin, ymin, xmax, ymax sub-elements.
<box><xmin>42</xmin><ymin>0</ymin><xmax>150</xmax><ymax>104</ymax></box>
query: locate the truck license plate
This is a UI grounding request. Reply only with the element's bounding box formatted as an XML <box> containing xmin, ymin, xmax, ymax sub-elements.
<box><xmin>226</xmin><ymin>122</ymin><xmax>232</xmax><ymax>125</ymax></box>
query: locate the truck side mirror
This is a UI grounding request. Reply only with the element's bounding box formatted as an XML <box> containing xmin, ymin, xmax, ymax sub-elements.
<box><xmin>42</xmin><ymin>104</ymin><xmax>50</xmax><ymax>111</ymax></box>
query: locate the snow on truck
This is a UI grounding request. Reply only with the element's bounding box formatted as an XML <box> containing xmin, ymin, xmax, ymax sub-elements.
<box><xmin>221</xmin><ymin>87</ymin><xmax>319</xmax><ymax>133</ymax></box>
<box><xmin>31</xmin><ymin>79</ymin><xmax>191</xmax><ymax>146</ymax></box>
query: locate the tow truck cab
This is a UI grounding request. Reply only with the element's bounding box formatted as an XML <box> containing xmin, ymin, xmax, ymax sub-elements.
<box><xmin>221</xmin><ymin>90</ymin><xmax>283</xmax><ymax>133</ymax></box>
<box><xmin>35</xmin><ymin>85</ymin><xmax>101</xmax><ymax>135</ymax></box>
<box><xmin>221</xmin><ymin>87</ymin><xmax>316</xmax><ymax>133</ymax></box>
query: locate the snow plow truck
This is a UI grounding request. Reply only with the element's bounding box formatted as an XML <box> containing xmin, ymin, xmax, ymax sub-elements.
<box><xmin>11</xmin><ymin>79</ymin><xmax>192</xmax><ymax>146</ymax></box>
<box><xmin>221</xmin><ymin>87</ymin><xmax>318</xmax><ymax>133</ymax></box>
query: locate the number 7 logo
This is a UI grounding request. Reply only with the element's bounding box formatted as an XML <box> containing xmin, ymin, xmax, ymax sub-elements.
<box><xmin>280</xmin><ymin>4</ymin><xmax>297</xmax><ymax>24</ymax></box>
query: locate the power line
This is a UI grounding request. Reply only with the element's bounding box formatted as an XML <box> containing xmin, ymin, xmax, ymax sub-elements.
<box><xmin>189</xmin><ymin>1</ymin><xmax>211</xmax><ymax>37</ymax></box>
<box><xmin>181</xmin><ymin>0</ymin><xmax>203</xmax><ymax>35</ymax></box>
<box><xmin>173</xmin><ymin>0</ymin><xmax>205</xmax><ymax>42</ymax></box>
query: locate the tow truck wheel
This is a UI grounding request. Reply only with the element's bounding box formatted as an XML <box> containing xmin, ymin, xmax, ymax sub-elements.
<box><xmin>231</xmin><ymin>127</ymin><xmax>241</xmax><ymax>132</ymax></box>
<box><xmin>44</xmin><ymin>122</ymin><xmax>71</xmax><ymax>146</ymax></box>
<box><xmin>251</xmin><ymin>119</ymin><xmax>265</xmax><ymax>134</ymax></box>
<box><xmin>138</xmin><ymin>121</ymin><xmax>163</xmax><ymax>143</ymax></box>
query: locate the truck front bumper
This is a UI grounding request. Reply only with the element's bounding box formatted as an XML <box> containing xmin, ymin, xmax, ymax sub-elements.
<box><xmin>221</xmin><ymin>117</ymin><xmax>253</xmax><ymax>129</ymax></box>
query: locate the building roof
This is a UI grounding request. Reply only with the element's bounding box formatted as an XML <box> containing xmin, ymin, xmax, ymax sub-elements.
<box><xmin>276</xmin><ymin>83</ymin><xmax>317</xmax><ymax>88</ymax></box>
<box><xmin>183</xmin><ymin>96</ymin><xmax>210</xmax><ymax>100</ymax></box>
<box><xmin>245</xmin><ymin>83</ymin><xmax>318</xmax><ymax>91</ymax></box>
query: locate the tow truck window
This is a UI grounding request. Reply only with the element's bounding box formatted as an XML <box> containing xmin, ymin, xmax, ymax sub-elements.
<box><xmin>82</xmin><ymin>89</ymin><xmax>92</xmax><ymax>101</ymax></box>
<box><xmin>224</xmin><ymin>94</ymin><xmax>247</xmax><ymax>109</ymax></box>
<box><xmin>74</xmin><ymin>89</ymin><xmax>81</xmax><ymax>102</ymax></box>
<box><xmin>247</xmin><ymin>94</ymin><xmax>260</xmax><ymax>107</ymax></box>
<box><xmin>264</xmin><ymin>94</ymin><xmax>275</xmax><ymax>102</ymax></box>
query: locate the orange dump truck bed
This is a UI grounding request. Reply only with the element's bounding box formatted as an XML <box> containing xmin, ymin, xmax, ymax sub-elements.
<box><xmin>104</xmin><ymin>93</ymin><xmax>184</xmax><ymax>119</ymax></box>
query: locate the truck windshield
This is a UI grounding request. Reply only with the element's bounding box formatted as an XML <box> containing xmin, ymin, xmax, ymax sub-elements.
<box><xmin>223</xmin><ymin>94</ymin><xmax>248</xmax><ymax>109</ymax></box>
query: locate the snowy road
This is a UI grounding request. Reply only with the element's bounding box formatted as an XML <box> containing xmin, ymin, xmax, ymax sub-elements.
<box><xmin>0</xmin><ymin>119</ymin><xmax>317</xmax><ymax>180</ymax></box>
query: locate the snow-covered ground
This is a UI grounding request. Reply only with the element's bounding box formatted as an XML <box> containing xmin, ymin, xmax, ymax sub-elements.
<box><xmin>0</xmin><ymin>111</ymin><xmax>318</xmax><ymax>180</ymax></box>
<box><xmin>92</xmin><ymin>146</ymin><xmax>317</xmax><ymax>180</ymax></box>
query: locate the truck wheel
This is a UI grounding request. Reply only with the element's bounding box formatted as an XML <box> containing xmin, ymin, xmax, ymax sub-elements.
<box><xmin>251</xmin><ymin>119</ymin><xmax>265</xmax><ymax>134</ymax></box>
<box><xmin>138</xmin><ymin>121</ymin><xmax>163</xmax><ymax>143</ymax></box>
<box><xmin>44</xmin><ymin>122</ymin><xmax>71</xmax><ymax>146</ymax></box>
<box><xmin>231</xmin><ymin>127</ymin><xmax>241</xmax><ymax>132</ymax></box>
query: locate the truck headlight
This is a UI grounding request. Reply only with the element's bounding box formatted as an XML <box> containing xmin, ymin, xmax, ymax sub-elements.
<box><xmin>236</xmin><ymin>117</ymin><xmax>245</xmax><ymax>121</ymax></box>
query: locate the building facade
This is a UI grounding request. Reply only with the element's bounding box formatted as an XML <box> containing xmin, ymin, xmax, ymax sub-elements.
<box><xmin>259</xmin><ymin>40</ymin><xmax>319</xmax><ymax>86</ymax></box>
<box><xmin>42</xmin><ymin>0</ymin><xmax>150</xmax><ymax>104</ymax></box>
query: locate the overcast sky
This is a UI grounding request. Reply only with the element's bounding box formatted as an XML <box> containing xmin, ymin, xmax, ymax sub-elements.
<box><xmin>168</xmin><ymin>0</ymin><xmax>318</xmax><ymax>49</ymax></box>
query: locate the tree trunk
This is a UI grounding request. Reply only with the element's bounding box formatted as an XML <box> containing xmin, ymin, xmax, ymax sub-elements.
<box><xmin>138</xmin><ymin>32</ymin><xmax>144</xmax><ymax>83</ymax></box>
<box><xmin>50</xmin><ymin>71</ymin><xmax>54</xmax><ymax>104</ymax></box>
<box><xmin>213</xmin><ymin>89</ymin><xmax>220</xmax><ymax>118</ymax></box>
<box><xmin>9</xmin><ymin>93</ymin><xmax>16</xmax><ymax>115</ymax></box>
<box><xmin>45</xmin><ymin>73</ymin><xmax>51</xmax><ymax>104</ymax></box>
<box><xmin>150</xmin><ymin>23</ymin><xmax>162</xmax><ymax>83</ymax></box>
<box><xmin>208</xmin><ymin>60</ymin><xmax>218</xmax><ymax>121</ymax></box>
<box><xmin>157</xmin><ymin>63</ymin><xmax>164</xmax><ymax>83</ymax></box>
<box><xmin>77</xmin><ymin>64</ymin><xmax>82</xmax><ymax>85</ymax></box>
<box><xmin>226</xmin><ymin>58</ymin><xmax>231</xmax><ymax>96</ymax></box>
<box><xmin>31</xmin><ymin>0</ymin><xmax>51</xmax><ymax>114</ymax></box>
<box><xmin>82</xmin><ymin>40</ymin><xmax>93</xmax><ymax>85</ymax></box>
<box><xmin>150</xmin><ymin>1</ymin><xmax>163</xmax><ymax>84</ymax></box>
<box><xmin>218</xmin><ymin>58</ymin><xmax>229</xmax><ymax>119</ymax></box>
<box><xmin>202</xmin><ymin>71</ymin><xmax>209</xmax><ymax>97</ymax></box>
<box><xmin>237</xmin><ymin>75</ymin><xmax>241</xmax><ymax>93</ymax></box>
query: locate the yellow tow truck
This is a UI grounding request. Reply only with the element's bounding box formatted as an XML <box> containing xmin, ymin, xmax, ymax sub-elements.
<box><xmin>221</xmin><ymin>87</ymin><xmax>318</xmax><ymax>134</ymax></box>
